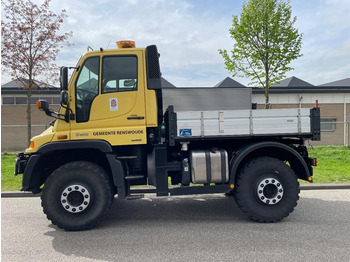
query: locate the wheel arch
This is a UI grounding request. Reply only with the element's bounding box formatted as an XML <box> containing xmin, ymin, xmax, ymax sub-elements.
<box><xmin>229</xmin><ymin>141</ymin><xmax>310</xmax><ymax>186</ymax></box>
<box><xmin>22</xmin><ymin>140</ymin><xmax>125</xmax><ymax>193</ymax></box>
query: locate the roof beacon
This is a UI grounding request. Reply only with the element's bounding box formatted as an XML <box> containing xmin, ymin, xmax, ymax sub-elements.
<box><xmin>117</xmin><ymin>40</ymin><xmax>135</xmax><ymax>48</ymax></box>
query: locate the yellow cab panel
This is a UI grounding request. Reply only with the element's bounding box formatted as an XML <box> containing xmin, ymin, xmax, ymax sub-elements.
<box><xmin>68</xmin><ymin>47</ymin><xmax>151</xmax><ymax>146</ymax></box>
<box><xmin>52</xmin><ymin>116</ymin><xmax>71</xmax><ymax>141</ymax></box>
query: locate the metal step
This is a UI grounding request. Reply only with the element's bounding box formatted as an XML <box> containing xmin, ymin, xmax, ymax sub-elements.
<box><xmin>117</xmin><ymin>156</ymin><xmax>138</xmax><ymax>160</ymax></box>
<box><xmin>125</xmin><ymin>175</ymin><xmax>145</xmax><ymax>180</ymax></box>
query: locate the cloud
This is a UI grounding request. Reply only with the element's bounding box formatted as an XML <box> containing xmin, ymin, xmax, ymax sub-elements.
<box><xmin>44</xmin><ymin>0</ymin><xmax>237</xmax><ymax>86</ymax></box>
<box><xmin>2</xmin><ymin>0</ymin><xmax>349</xmax><ymax>87</ymax></box>
<box><xmin>284</xmin><ymin>0</ymin><xmax>350</xmax><ymax>85</ymax></box>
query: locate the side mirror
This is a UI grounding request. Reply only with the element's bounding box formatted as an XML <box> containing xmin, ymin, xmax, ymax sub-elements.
<box><xmin>60</xmin><ymin>67</ymin><xmax>68</xmax><ymax>91</ymax></box>
<box><xmin>36</xmin><ymin>99</ymin><xmax>51</xmax><ymax>116</ymax></box>
<box><xmin>36</xmin><ymin>98</ymin><xmax>71</xmax><ymax>123</ymax></box>
<box><xmin>60</xmin><ymin>90</ymin><xmax>68</xmax><ymax>105</ymax></box>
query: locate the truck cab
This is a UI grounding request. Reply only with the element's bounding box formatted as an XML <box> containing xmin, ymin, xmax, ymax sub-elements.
<box><xmin>27</xmin><ymin>42</ymin><xmax>160</xmax><ymax>153</ymax></box>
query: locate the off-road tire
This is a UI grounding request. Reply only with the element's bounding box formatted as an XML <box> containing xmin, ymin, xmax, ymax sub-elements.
<box><xmin>41</xmin><ymin>161</ymin><xmax>113</xmax><ymax>231</ymax></box>
<box><xmin>234</xmin><ymin>157</ymin><xmax>300</xmax><ymax>223</ymax></box>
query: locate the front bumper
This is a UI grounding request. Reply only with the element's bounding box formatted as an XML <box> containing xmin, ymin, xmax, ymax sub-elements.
<box><xmin>14</xmin><ymin>152</ymin><xmax>29</xmax><ymax>176</ymax></box>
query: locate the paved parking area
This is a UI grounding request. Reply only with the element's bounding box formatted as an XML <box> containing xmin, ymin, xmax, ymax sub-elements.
<box><xmin>2</xmin><ymin>190</ymin><xmax>350</xmax><ymax>262</ymax></box>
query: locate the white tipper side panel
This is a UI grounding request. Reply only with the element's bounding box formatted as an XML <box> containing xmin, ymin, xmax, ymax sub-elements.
<box><xmin>177</xmin><ymin>108</ymin><xmax>311</xmax><ymax>137</ymax></box>
<box><xmin>162</xmin><ymin>88</ymin><xmax>252</xmax><ymax>112</ymax></box>
<box><xmin>252</xmin><ymin>108</ymin><xmax>311</xmax><ymax>134</ymax></box>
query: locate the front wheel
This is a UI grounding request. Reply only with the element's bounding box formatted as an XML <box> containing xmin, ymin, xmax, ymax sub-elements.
<box><xmin>41</xmin><ymin>161</ymin><xmax>113</xmax><ymax>230</ymax></box>
<box><xmin>234</xmin><ymin>157</ymin><xmax>300</xmax><ymax>223</ymax></box>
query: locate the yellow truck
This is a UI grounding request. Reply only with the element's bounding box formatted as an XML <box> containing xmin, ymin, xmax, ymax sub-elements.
<box><xmin>15</xmin><ymin>41</ymin><xmax>320</xmax><ymax>230</ymax></box>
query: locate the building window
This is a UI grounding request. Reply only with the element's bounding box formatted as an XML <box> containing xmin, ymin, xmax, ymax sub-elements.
<box><xmin>2</xmin><ymin>97</ymin><xmax>15</xmax><ymax>104</ymax></box>
<box><xmin>320</xmin><ymin>118</ymin><xmax>336</xmax><ymax>132</ymax></box>
<box><xmin>31</xmin><ymin>97</ymin><xmax>42</xmax><ymax>105</ymax></box>
<box><xmin>15</xmin><ymin>97</ymin><xmax>27</xmax><ymax>104</ymax></box>
<box><xmin>52</xmin><ymin>97</ymin><xmax>61</xmax><ymax>105</ymax></box>
<box><xmin>2</xmin><ymin>96</ymin><xmax>60</xmax><ymax>105</ymax></box>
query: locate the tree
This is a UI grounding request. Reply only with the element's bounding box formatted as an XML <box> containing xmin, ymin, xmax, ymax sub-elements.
<box><xmin>219</xmin><ymin>0</ymin><xmax>302</xmax><ymax>109</ymax></box>
<box><xmin>1</xmin><ymin>0</ymin><xmax>72</xmax><ymax>146</ymax></box>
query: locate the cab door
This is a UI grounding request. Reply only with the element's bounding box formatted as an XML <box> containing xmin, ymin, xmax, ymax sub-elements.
<box><xmin>70</xmin><ymin>51</ymin><xmax>147</xmax><ymax>146</ymax></box>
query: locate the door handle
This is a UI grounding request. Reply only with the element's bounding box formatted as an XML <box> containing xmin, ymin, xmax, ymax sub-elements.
<box><xmin>127</xmin><ymin>116</ymin><xmax>145</xmax><ymax>120</ymax></box>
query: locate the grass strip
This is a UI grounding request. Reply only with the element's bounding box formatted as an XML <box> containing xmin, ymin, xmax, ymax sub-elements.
<box><xmin>2</xmin><ymin>146</ymin><xmax>350</xmax><ymax>191</ymax></box>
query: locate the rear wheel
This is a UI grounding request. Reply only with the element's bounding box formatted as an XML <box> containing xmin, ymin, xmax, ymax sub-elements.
<box><xmin>234</xmin><ymin>157</ymin><xmax>299</xmax><ymax>222</ymax></box>
<box><xmin>41</xmin><ymin>161</ymin><xmax>113</xmax><ymax>230</ymax></box>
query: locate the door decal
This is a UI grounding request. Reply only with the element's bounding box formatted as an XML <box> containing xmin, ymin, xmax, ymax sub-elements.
<box><xmin>110</xmin><ymin>98</ymin><xmax>118</xmax><ymax>111</ymax></box>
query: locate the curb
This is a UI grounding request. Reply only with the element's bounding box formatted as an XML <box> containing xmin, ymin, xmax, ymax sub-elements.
<box><xmin>1</xmin><ymin>191</ymin><xmax>41</xmax><ymax>198</ymax></box>
<box><xmin>299</xmin><ymin>184</ymin><xmax>350</xmax><ymax>190</ymax></box>
<box><xmin>2</xmin><ymin>184</ymin><xmax>350</xmax><ymax>198</ymax></box>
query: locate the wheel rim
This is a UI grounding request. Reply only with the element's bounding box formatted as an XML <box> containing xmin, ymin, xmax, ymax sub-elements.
<box><xmin>60</xmin><ymin>184</ymin><xmax>91</xmax><ymax>213</ymax></box>
<box><xmin>256</xmin><ymin>178</ymin><xmax>284</xmax><ymax>205</ymax></box>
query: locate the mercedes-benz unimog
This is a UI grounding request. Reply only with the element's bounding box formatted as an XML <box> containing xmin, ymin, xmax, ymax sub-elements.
<box><xmin>15</xmin><ymin>41</ymin><xmax>320</xmax><ymax>230</ymax></box>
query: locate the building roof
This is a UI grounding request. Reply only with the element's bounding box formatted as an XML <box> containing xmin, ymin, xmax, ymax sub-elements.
<box><xmin>1</xmin><ymin>78</ymin><xmax>60</xmax><ymax>95</ymax></box>
<box><xmin>252</xmin><ymin>76</ymin><xmax>350</xmax><ymax>94</ymax></box>
<box><xmin>318</xmin><ymin>78</ymin><xmax>350</xmax><ymax>87</ymax></box>
<box><xmin>1</xmin><ymin>78</ymin><xmax>56</xmax><ymax>89</ymax></box>
<box><xmin>161</xmin><ymin>77</ymin><xmax>176</xmax><ymax>88</ymax></box>
<box><xmin>271</xmin><ymin>76</ymin><xmax>314</xmax><ymax>87</ymax></box>
<box><xmin>2</xmin><ymin>76</ymin><xmax>350</xmax><ymax>96</ymax></box>
<box><xmin>252</xmin><ymin>87</ymin><xmax>350</xmax><ymax>94</ymax></box>
<box><xmin>214</xmin><ymin>77</ymin><xmax>246</xmax><ymax>88</ymax></box>
<box><xmin>1</xmin><ymin>78</ymin><xmax>59</xmax><ymax>95</ymax></box>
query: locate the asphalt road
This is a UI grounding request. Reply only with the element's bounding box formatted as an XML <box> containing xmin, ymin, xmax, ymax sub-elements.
<box><xmin>2</xmin><ymin>190</ymin><xmax>350</xmax><ymax>262</ymax></box>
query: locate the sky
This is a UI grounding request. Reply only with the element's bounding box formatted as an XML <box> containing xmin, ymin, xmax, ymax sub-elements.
<box><xmin>1</xmin><ymin>0</ymin><xmax>350</xmax><ymax>87</ymax></box>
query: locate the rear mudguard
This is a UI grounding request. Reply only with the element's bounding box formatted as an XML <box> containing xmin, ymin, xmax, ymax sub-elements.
<box><xmin>229</xmin><ymin>141</ymin><xmax>311</xmax><ymax>186</ymax></box>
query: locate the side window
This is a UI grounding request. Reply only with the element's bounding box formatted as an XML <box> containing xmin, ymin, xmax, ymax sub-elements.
<box><xmin>102</xmin><ymin>56</ymin><xmax>137</xmax><ymax>93</ymax></box>
<box><xmin>75</xmin><ymin>57</ymin><xmax>100</xmax><ymax>123</ymax></box>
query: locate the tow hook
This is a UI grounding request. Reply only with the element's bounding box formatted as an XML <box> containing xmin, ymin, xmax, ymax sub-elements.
<box><xmin>14</xmin><ymin>153</ymin><xmax>29</xmax><ymax>176</ymax></box>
